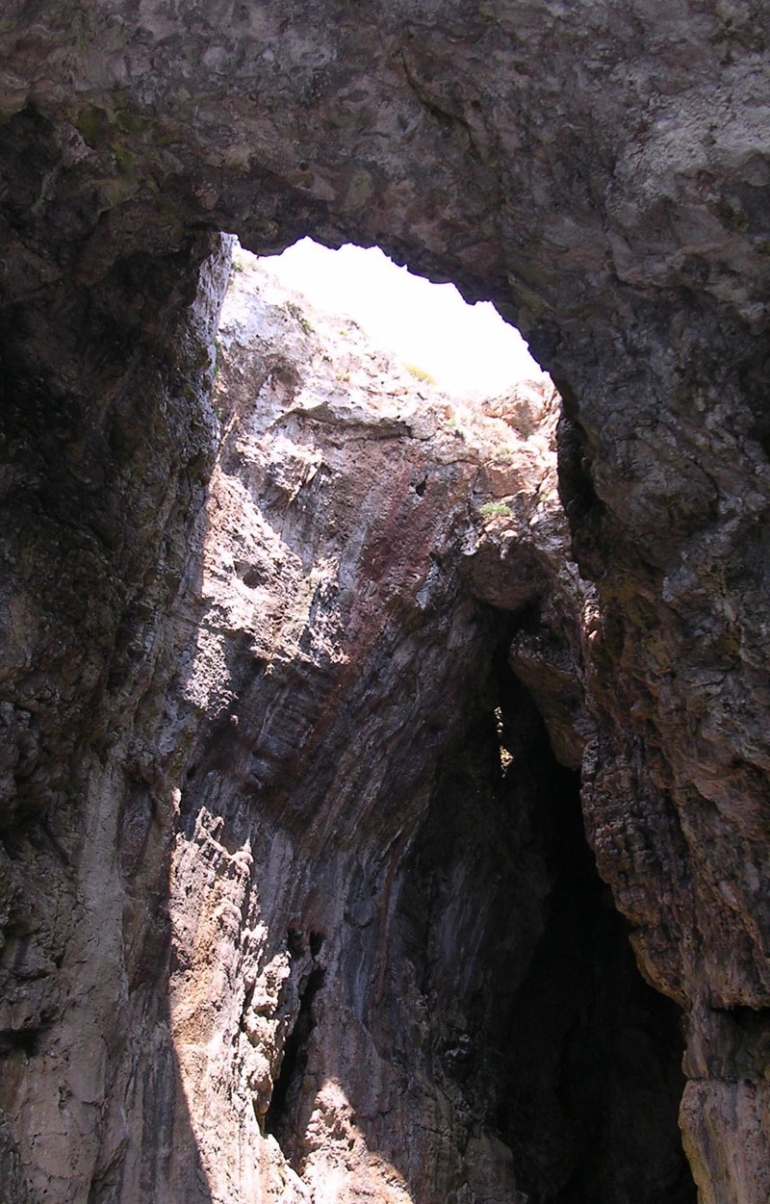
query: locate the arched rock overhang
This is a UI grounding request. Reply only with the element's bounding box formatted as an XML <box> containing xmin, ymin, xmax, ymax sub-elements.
<box><xmin>1</xmin><ymin>4</ymin><xmax>770</xmax><ymax>1201</ymax></box>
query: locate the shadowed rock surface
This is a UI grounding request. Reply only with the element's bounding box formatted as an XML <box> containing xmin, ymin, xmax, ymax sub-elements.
<box><xmin>0</xmin><ymin>4</ymin><xmax>769</xmax><ymax>1201</ymax></box>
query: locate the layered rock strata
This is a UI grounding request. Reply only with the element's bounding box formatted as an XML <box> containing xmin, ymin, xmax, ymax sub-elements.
<box><xmin>0</xmin><ymin>249</ymin><xmax>693</xmax><ymax>1202</ymax></box>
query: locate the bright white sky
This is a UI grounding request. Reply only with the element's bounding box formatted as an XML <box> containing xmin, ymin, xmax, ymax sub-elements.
<box><xmin>261</xmin><ymin>238</ymin><xmax>545</xmax><ymax>398</ymax></box>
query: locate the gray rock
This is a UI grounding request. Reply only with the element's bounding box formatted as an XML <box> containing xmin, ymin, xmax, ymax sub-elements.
<box><xmin>0</xmin><ymin>4</ymin><xmax>768</xmax><ymax>1199</ymax></box>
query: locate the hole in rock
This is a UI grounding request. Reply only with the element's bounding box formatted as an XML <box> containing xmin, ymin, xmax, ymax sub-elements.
<box><xmin>265</xmin><ymin>964</ymin><xmax>326</xmax><ymax>1155</ymax></box>
<box><xmin>240</xmin><ymin>566</ymin><xmax>261</xmax><ymax>589</ymax></box>
<box><xmin>0</xmin><ymin>1027</ymin><xmax>41</xmax><ymax>1057</ymax></box>
<box><xmin>242</xmin><ymin>237</ymin><xmax>547</xmax><ymax>398</ymax></box>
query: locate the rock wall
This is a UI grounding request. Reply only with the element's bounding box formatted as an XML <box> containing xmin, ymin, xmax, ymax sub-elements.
<box><xmin>0</xmin><ymin>226</ymin><xmax>229</xmax><ymax>1202</ymax></box>
<box><xmin>0</xmin><ymin>240</ymin><xmax>696</xmax><ymax>1203</ymax></box>
<box><xmin>0</xmin><ymin>3</ymin><xmax>769</xmax><ymax>1201</ymax></box>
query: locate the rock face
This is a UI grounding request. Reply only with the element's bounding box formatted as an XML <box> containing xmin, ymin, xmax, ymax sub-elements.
<box><xmin>0</xmin><ymin>249</ymin><xmax>695</xmax><ymax>1202</ymax></box>
<box><xmin>0</xmin><ymin>4</ymin><xmax>769</xmax><ymax>1202</ymax></box>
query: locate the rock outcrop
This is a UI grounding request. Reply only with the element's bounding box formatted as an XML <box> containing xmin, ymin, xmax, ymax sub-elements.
<box><xmin>0</xmin><ymin>4</ymin><xmax>769</xmax><ymax>1201</ymax></box>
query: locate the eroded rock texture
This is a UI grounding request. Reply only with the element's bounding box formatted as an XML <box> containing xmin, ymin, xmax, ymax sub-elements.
<box><xmin>0</xmin><ymin>237</ymin><xmax>693</xmax><ymax>1204</ymax></box>
<box><xmin>0</xmin><ymin>3</ymin><xmax>769</xmax><ymax>1201</ymax></box>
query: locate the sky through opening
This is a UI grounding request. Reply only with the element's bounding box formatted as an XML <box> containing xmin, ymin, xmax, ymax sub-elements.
<box><xmin>258</xmin><ymin>238</ymin><xmax>545</xmax><ymax>399</ymax></box>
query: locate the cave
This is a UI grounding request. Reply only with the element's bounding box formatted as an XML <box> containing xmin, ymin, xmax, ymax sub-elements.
<box><xmin>1</xmin><ymin>5</ymin><xmax>770</xmax><ymax>1203</ymax></box>
<box><xmin>395</xmin><ymin>660</ymin><xmax>695</xmax><ymax>1204</ymax></box>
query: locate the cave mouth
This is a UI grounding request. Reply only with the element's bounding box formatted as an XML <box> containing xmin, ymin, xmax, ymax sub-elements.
<box><xmin>239</xmin><ymin>236</ymin><xmax>547</xmax><ymax>399</ymax></box>
<box><xmin>398</xmin><ymin>657</ymin><xmax>696</xmax><ymax>1204</ymax></box>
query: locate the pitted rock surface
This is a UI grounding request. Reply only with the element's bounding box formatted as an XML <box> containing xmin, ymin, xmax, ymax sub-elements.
<box><xmin>0</xmin><ymin>5</ymin><xmax>769</xmax><ymax>1201</ymax></box>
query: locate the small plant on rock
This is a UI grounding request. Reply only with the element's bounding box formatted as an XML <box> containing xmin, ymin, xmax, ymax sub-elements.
<box><xmin>405</xmin><ymin>362</ymin><xmax>437</xmax><ymax>386</ymax></box>
<box><xmin>479</xmin><ymin>501</ymin><xmax>513</xmax><ymax>519</ymax></box>
<box><xmin>286</xmin><ymin>301</ymin><xmax>313</xmax><ymax>335</ymax></box>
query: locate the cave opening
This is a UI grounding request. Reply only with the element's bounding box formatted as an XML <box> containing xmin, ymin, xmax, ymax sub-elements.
<box><xmin>245</xmin><ymin>235</ymin><xmax>547</xmax><ymax>397</ymax></box>
<box><xmin>397</xmin><ymin>647</ymin><xmax>695</xmax><ymax>1204</ymax></box>
<box><xmin>215</xmin><ymin>237</ymin><xmax>696</xmax><ymax>1201</ymax></box>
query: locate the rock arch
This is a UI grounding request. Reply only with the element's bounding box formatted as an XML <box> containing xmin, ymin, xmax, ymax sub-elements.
<box><xmin>0</xmin><ymin>4</ymin><xmax>769</xmax><ymax>1201</ymax></box>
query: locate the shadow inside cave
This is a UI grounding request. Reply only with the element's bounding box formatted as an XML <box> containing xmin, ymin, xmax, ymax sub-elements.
<box><xmin>255</xmin><ymin>649</ymin><xmax>698</xmax><ymax>1204</ymax></box>
<box><xmin>177</xmin><ymin>585</ymin><xmax>699</xmax><ymax>1200</ymax></box>
<box><xmin>0</xmin><ymin>121</ymin><xmax>223</xmax><ymax>1199</ymax></box>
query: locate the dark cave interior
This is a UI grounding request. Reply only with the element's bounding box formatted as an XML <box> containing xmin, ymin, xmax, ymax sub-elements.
<box><xmin>397</xmin><ymin>654</ymin><xmax>695</xmax><ymax>1204</ymax></box>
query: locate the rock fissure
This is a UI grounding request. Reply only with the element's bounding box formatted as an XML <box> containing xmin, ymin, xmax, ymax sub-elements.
<box><xmin>265</xmin><ymin>958</ymin><xmax>327</xmax><ymax>1162</ymax></box>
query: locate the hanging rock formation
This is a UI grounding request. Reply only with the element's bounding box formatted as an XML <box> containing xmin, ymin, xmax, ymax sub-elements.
<box><xmin>0</xmin><ymin>3</ymin><xmax>769</xmax><ymax>1201</ymax></box>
